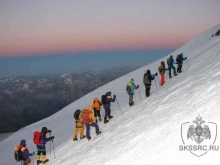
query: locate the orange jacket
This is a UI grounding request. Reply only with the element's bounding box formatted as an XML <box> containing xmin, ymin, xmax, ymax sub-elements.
<box><xmin>92</xmin><ymin>97</ymin><xmax>102</xmax><ymax>111</ymax></box>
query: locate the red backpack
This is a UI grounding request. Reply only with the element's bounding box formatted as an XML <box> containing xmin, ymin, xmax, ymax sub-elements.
<box><xmin>33</xmin><ymin>131</ymin><xmax>41</xmax><ymax>144</ymax></box>
<box><xmin>82</xmin><ymin>110</ymin><xmax>92</xmax><ymax>124</ymax></box>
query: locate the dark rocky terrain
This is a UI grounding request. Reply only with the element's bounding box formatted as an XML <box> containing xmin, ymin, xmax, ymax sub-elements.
<box><xmin>0</xmin><ymin>66</ymin><xmax>138</xmax><ymax>133</ymax></box>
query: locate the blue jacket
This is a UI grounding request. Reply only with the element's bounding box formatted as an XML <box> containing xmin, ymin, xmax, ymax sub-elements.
<box><xmin>127</xmin><ymin>80</ymin><xmax>137</xmax><ymax>95</ymax></box>
<box><xmin>103</xmin><ymin>95</ymin><xmax>116</xmax><ymax>110</ymax></box>
<box><xmin>168</xmin><ymin>55</ymin><xmax>176</xmax><ymax>67</ymax></box>
<box><xmin>20</xmin><ymin>140</ymin><xmax>33</xmax><ymax>160</ymax></box>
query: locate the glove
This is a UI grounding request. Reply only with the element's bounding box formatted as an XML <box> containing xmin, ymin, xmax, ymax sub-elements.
<box><xmin>50</xmin><ymin>136</ymin><xmax>55</xmax><ymax>140</ymax></box>
<box><xmin>47</xmin><ymin>130</ymin><xmax>52</xmax><ymax>133</ymax></box>
<box><xmin>155</xmin><ymin>72</ymin><xmax>158</xmax><ymax>76</ymax></box>
<box><xmin>32</xmin><ymin>152</ymin><xmax>35</xmax><ymax>155</ymax></box>
<box><xmin>185</xmin><ymin>57</ymin><xmax>187</xmax><ymax>60</ymax></box>
<box><xmin>114</xmin><ymin>95</ymin><xmax>116</xmax><ymax>98</ymax></box>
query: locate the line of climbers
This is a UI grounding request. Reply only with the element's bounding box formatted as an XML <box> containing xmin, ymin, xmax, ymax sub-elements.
<box><xmin>73</xmin><ymin>53</ymin><xmax>188</xmax><ymax>142</ymax></box>
<box><xmin>73</xmin><ymin>91</ymin><xmax>116</xmax><ymax>141</ymax></box>
<box><xmin>14</xmin><ymin>127</ymin><xmax>55</xmax><ymax>165</ymax></box>
<box><xmin>127</xmin><ymin>53</ymin><xmax>187</xmax><ymax>101</ymax></box>
<box><xmin>14</xmin><ymin>53</ymin><xmax>187</xmax><ymax>165</ymax></box>
<box><xmin>158</xmin><ymin>53</ymin><xmax>187</xmax><ymax>85</ymax></box>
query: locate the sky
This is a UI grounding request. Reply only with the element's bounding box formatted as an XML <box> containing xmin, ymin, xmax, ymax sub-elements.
<box><xmin>1</xmin><ymin>22</ymin><xmax>220</xmax><ymax>165</ymax></box>
<box><xmin>0</xmin><ymin>0</ymin><xmax>220</xmax><ymax>57</ymax></box>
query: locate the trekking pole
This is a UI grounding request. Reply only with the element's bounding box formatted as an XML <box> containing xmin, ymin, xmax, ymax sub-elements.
<box><xmin>52</xmin><ymin>140</ymin><xmax>56</xmax><ymax>158</ymax></box>
<box><xmin>186</xmin><ymin>59</ymin><xmax>190</xmax><ymax>67</ymax></box>
<box><xmin>138</xmin><ymin>90</ymin><xmax>141</xmax><ymax>101</ymax></box>
<box><xmin>32</xmin><ymin>152</ymin><xmax>35</xmax><ymax>165</ymax></box>
<box><xmin>154</xmin><ymin>80</ymin><xmax>158</xmax><ymax>90</ymax></box>
<box><xmin>49</xmin><ymin>133</ymin><xmax>51</xmax><ymax>154</ymax></box>
<box><xmin>156</xmin><ymin>76</ymin><xmax>160</xmax><ymax>87</ymax></box>
<box><xmin>166</xmin><ymin>71</ymin><xmax>168</xmax><ymax>82</ymax></box>
<box><xmin>100</xmin><ymin>107</ymin><xmax>104</xmax><ymax>117</ymax></box>
<box><xmin>116</xmin><ymin>98</ymin><xmax>123</xmax><ymax>114</ymax></box>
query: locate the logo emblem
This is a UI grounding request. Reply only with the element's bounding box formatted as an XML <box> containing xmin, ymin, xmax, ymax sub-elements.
<box><xmin>187</xmin><ymin>115</ymin><xmax>211</xmax><ymax>144</ymax></box>
<box><xmin>179</xmin><ymin>115</ymin><xmax>218</xmax><ymax>157</ymax></box>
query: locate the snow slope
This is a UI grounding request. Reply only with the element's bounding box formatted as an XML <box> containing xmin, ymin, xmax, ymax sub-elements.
<box><xmin>1</xmin><ymin>23</ymin><xmax>220</xmax><ymax>165</ymax></box>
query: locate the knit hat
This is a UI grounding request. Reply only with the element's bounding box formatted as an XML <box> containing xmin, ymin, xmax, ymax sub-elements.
<box><xmin>41</xmin><ymin>127</ymin><xmax>48</xmax><ymax>133</ymax></box>
<box><xmin>106</xmin><ymin>91</ymin><xmax>112</xmax><ymax>96</ymax></box>
<box><xmin>20</xmin><ymin>139</ymin><xmax>26</xmax><ymax>146</ymax></box>
<box><xmin>88</xmin><ymin>105</ymin><xmax>93</xmax><ymax>111</ymax></box>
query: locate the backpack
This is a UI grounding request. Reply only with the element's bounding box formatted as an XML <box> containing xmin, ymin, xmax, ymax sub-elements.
<box><xmin>33</xmin><ymin>131</ymin><xmax>41</xmax><ymax>144</ymax></box>
<box><xmin>143</xmin><ymin>74</ymin><xmax>149</xmax><ymax>84</ymax></box>
<box><xmin>126</xmin><ymin>82</ymin><xmax>132</xmax><ymax>92</ymax></box>
<box><xmin>14</xmin><ymin>145</ymin><xmax>23</xmax><ymax>161</ymax></box>
<box><xmin>74</xmin><ymin>109</ymin><xmax>81</xmax><ymax>120</ymax></box>
<box><xmin>176</xmin><ymin>54</ymin><xmax>181</xmax><ymax>63</ymax></box>
<box><xmin>158</xmin><ymin>65</ymin><xmax>162</xmax><ymax>72</ymax></box>
<box><xmin>82</xmin><ymin>110</ymin><xmax>92</xmax><ymax>124</ymax></box>
<box><xmin>101</xmin><ymin>95</ymin><xmax>107</xmax><ymax>104</ymax></box>
<box><xmin>167</xmin><ymin>59</ymin><xmax>171</xmax><ymax>65</ymax></box>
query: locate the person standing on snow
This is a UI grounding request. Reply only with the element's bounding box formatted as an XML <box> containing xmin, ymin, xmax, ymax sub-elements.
<box><xmin>143</xmin><ymin>69</ymin><xmax>158</xmax><ymax>97</ymax></box>
<box><xmin>158</xmin><ymin>61</ymin><xmax>168</xmax><ymax>86</ymax></box>
<box><xmin>176</xmin><ymin>53</ymin><xmax>187</xmax><ymax>73</ymax></box>
<box><xmin>80</xmin><ymin>106</ymin><xmax>101</xmax><ymax>140</ymax></box>
<box><xmin>17</xmin><ymin>139</ymin><xmax>35</xmax><ymax>165</ymax></box>
<box><xmin>126</xmin><ymin>79</ymin><xmax>139</xmax><ymax>106</ymax></box>
<box><xmin>92</xmin><ymin>97</ymin><xmax>102</xmax><ymax>123</ymax></box>
<box><xmin>73</xmin><ymin>109</ymin><xmax>86</xmax><ymax>141</ymax></box>
<box><xmin>36</xmin><ymin>127</ymin><xmax>54</xmax><ymax>165</ymax></box>
<box><xmin>167</xmin><ymin>55</ymin><xmax>177</xmax><ymax>78</ymax></box>
<box><xmin>102</xmin><ymin>91</ymin><xmax>116</xmax><ymax>124</ymax></box>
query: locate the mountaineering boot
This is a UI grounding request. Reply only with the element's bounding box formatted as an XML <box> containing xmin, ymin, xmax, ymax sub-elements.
<box><xmin>95</xmin><ymin>119</ymin><xmax>98</xmax><ymax>123</ymax></box>
<box><xmin>99</xmin><ymin>117</ymin><xmax>102</xmax><ymax>121</ymax></box>
<box><xmin>37</xmin><ymin>160</ymin><xmax>42</xmax><ymax>165</ymax></box>
<box><xmin>73</xmin><ymin>137</ymin><xmax>78</xmax><ymax>141</ymax></box>
<box><xmin>169</xmin><ymin>76</ymin><xmax>172</xmax><ymax>78</ymax></box>
<box><xmin>129</xmin><ymin>103</ymin><xmax>134</xmax><ymax>106</ymax></box>
<box><xmin>104</xmin><ymin>119</ymin><xmax>109</xmax><ymax>124</ymax></box>
<box><xmin>174</xmin><ymin>74</ymin><xmax>177</xmax><ymax>76</ymax></box>
<box><xmin>108</xmin><ymin>116</ymin><xmax>113</xmax><ymax>120</ymax></box>
<box><xmin>42</xmin><ymin>159</ymin><xmax>49</xmax><ymax>164</ymax></box>
<box><xmin>87</xmin><ymin>137</ymin><xmax>91</xmax><ymax>141</ymax></box>
<box><xmin>96</xmin><ymin>131</ymin><xmax>102</xmax><ymax>135</ymax></box>
<box><xmin>80</xmin><ymin>135</ymin><xmax>86</xmax><ymax>139</ymax></box>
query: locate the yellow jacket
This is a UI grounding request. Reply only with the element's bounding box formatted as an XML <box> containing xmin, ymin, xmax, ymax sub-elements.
<box><xmin>88</xmin><ymin>105</ymin><xmax>96</xmax><ymax>121</ymax></box>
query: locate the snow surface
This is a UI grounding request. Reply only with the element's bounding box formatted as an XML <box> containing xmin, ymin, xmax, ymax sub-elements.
<box><xmin>1</xmin><ymin>23</ymin><xmax>220</xmax><ymax>165</ymax></box>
